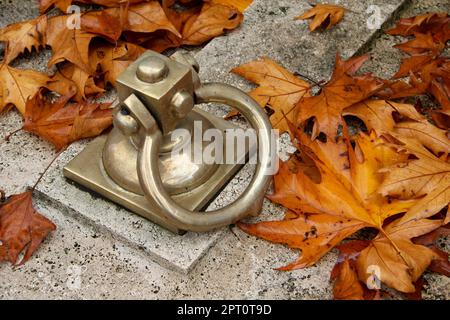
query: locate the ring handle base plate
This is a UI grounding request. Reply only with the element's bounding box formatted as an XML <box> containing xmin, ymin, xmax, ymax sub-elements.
<box><xmin>63</xmin><ymin>107</ymin><xmax>255</xmax><ymax>234</ymax></box>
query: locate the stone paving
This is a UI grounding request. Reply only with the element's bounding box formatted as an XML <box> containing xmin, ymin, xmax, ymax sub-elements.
<box><xmin>0</xmin><ymin>0</ymin><xmax>449</xmax><ymax>299</ymax></box>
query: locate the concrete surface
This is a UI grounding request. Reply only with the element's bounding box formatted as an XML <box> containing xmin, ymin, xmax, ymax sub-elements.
<box><xmin>0</xmin><ymin>0</ymin><xmax>449</xmax><ymax>299</ymax></box>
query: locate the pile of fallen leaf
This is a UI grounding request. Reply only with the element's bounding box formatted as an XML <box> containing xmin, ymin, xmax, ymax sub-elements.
<box><xmin>0</xmin><ymin>0</ymin><xmax>248</xmax><ymax>265</ymax></box>
<box><xmin>234</xmin><ymin>8</ymin><xmax>449</xmax><ymax>299</ymax></box>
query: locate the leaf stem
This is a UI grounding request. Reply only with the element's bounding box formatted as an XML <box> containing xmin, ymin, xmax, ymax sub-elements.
<box><xmin>31</xmin><ymin>148</ymin><xmax>66</xmax><ymax>191</ymax></box>
<box><xmin>4</xmin><ymin>128</ymin><xmax>22</xmax><ymax>142</ymax></box>
<box><xmin>295</xmin><ymin>72</ymin><xmax>323</xmax><ymax>87</ymax></box>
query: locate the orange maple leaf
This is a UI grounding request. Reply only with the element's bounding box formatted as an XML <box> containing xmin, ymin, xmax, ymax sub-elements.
<box><xmin>295</xmin><ymin>54</ymin><xmax>384</xmax><ymax>139</ymax></box>
<box><xmin>296</xmin><ymin>4</ymin><xmax>346</xmax><ymax>31</ymax></box>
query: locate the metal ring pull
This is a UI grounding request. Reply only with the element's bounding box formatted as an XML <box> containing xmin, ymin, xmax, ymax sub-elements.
<box><xmin>135</xmin><ymin>83</ymin><xmax>273</xmax><ymax>232</ymax></box>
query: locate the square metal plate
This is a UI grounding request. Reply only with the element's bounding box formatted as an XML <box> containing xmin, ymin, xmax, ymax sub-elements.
<box><xmin>63</xmin><ymin>108</ymin><xmax>250</xmax><ymax>234</ymax></box>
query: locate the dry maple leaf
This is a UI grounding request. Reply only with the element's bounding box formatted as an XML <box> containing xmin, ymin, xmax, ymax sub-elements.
<box><xmin>229</xmin><ymin>57</ymin><xmax>311</xmax><ymax>133</ymax></box>
<box><xmin>295</xmin><ymin>54</ymin><xmax>384</xmax><ymax>139</ymax></box>
<box><xmin>380</xmin><ymin>58</ymin><xmax>450</xmax><ymax>110</ymax></box>
<box><xmin>22</xmin><ymin>90</ymin><xmax>113</xmax><ymax>151</ymax></box>
<box><xmin>378</xmin><ymin>137</ymin><xmax>450</xmax><ymax>225</ymax></box>
<box><xmin>0</xmin><ymin>63</ymin><xmax>51</xmax><ymax>115</ymax></box>
<box><xmin>0</xmin><ymin>191</ymin><xmax>56</xmax><ymax>265</ymax></box>
<box><xmin>239</xmin><ymin>127</ymin><xmax>445</xmax><ymax>292</ymax></box>
<box><xmin>393</xmin><ymin>33</ymin><xmax>445</xmax><ymax>79</ymax></box>
<box><xmin>344</xmin><ymin>100</ymin><xmax>450</xmax><ymax>156</ymax></box>
<box><xmin>357</xmin><ymin>218</ymin><xmax>441</xmax><ymax>293</ymax></box>
<box><xmin>181</xmin><ymin>3</ymin><xmax>243</xmax><ymax>45</ymax></box>
<box><xmin>80</xmin><ymin>5</ymin><xmax>128</xmax><ymax>42</ymax></box>
<box><xmin>123</xmin><ymin>2</ymin><xmax>181</xmax><ymax>37</ymax></box>
<box><xmin>240</xmin><ymin>131</ymin><xmax>415</xmax><ymax>270</ymax></box>
<box><xmin>0</xmin><ymin>15</ymin><xmax>47</xmax><ymax>64</ymax></box>
<box><xmin>296</xmin><ymin>4</ymin><xmax>345</xmax><ymax>31</ymax></box>
<box><xmin>46</xmin><ymin>15</ymin><xmax>98</xmax><ymax>74</ymax></box>
<box><xmin>387</xmin><ymin>12</ymin><xmax>450</xmax><ymax>43</ymax></box>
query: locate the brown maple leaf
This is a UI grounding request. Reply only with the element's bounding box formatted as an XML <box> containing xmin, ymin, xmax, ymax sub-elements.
<box><xmin>295</xmin><ymin>54</ymin><xmax>384</xmax><ymax>139</ymax></box>
<box><xmin>380</xmin><ymin>58</ymin><xmax>450</xmax><ymax>110</ymax></box>
<box><xmin>229</xmin><ymin>57</ymin><xmax>311</xmax><ymax>133</ymax></box>
<box><xmin>46</xmin><ymin>15</ymin><xmax>98</xmax><ymax>74</ymax></box>
<box><xmin>296</xmin><ymin>4</ymin><xmax>346</xmax><ymax>31</ymax></box>
<box><xmin>393</xmin><ymin>33</ymin><xmax>445</xmax><ymax>79</ymax></box>
<box><xmin>387</xmin><ymin>12</ymin><xmax>450</xmax><ymax>43</ymax></box>
<box><xmin>181</xmin><ymin>2</ymin><xmax>243</xmax><ymax>45</ymax></box>
<box><xmin>0</xmin><ymin>15</ymin><xmax>47</xmax><ymax>64</ymax></box>
<box><xmin>0</xmin><ymin>191</ymin><xmax>56</xmax><ymax>265</ymax></box>
<box><xmin>123</xmin><ymin>2</ymin><xmax>181</xmax><ymax>37</ymax></box>
<box><xmin>80</xmin><ymin>5</ymin><xmax>128</xmax><ymax>42</ymax></box>
<box><xmin>0</xmin><ymin>63</ymin><xmax>51</xmax><ymax>115</ymax></box>
<box><xmin>22</xmin><ymin>90</ymin><xmax>113</xmax><ymax>151</ymax></box>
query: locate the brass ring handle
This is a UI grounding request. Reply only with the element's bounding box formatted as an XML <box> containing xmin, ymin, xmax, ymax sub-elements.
<box><xmin>136</xmin><ymin>83</ymin><xmax>273</xmax><ymax>232</ymax></box>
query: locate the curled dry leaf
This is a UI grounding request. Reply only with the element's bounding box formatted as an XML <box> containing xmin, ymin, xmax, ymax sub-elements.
<box><xmin>0</xmin><ymin>191</ymin><xmax>56</xmax><ymax>265</ymax></box>
<box><xmin>296</xmin><ymin>4</ymin><xmax>345</xmax><ymax>31</ymax></box>
<box><xmin>230</xmin><ymin>57</ymin><xmax>311</xmax><ymax>133</ymax></box>
<box><xmin>296</xmin><ymin>54</ymin><xmax>384</xmax><ymax>139</ymax></box>
<box><xmin>0</xmin><ymin>15</ymin><xmax>47</xmax><ymax>64</ymax></box>
<box><xmin>0</xmin><ymin>63</ymin><xmax>51</xmax><ymax>115</ymax></box>
<box><xmin>22</xmin><ymin>90</ymin><xmax>113</xmax><ymax>151</ymax></box>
